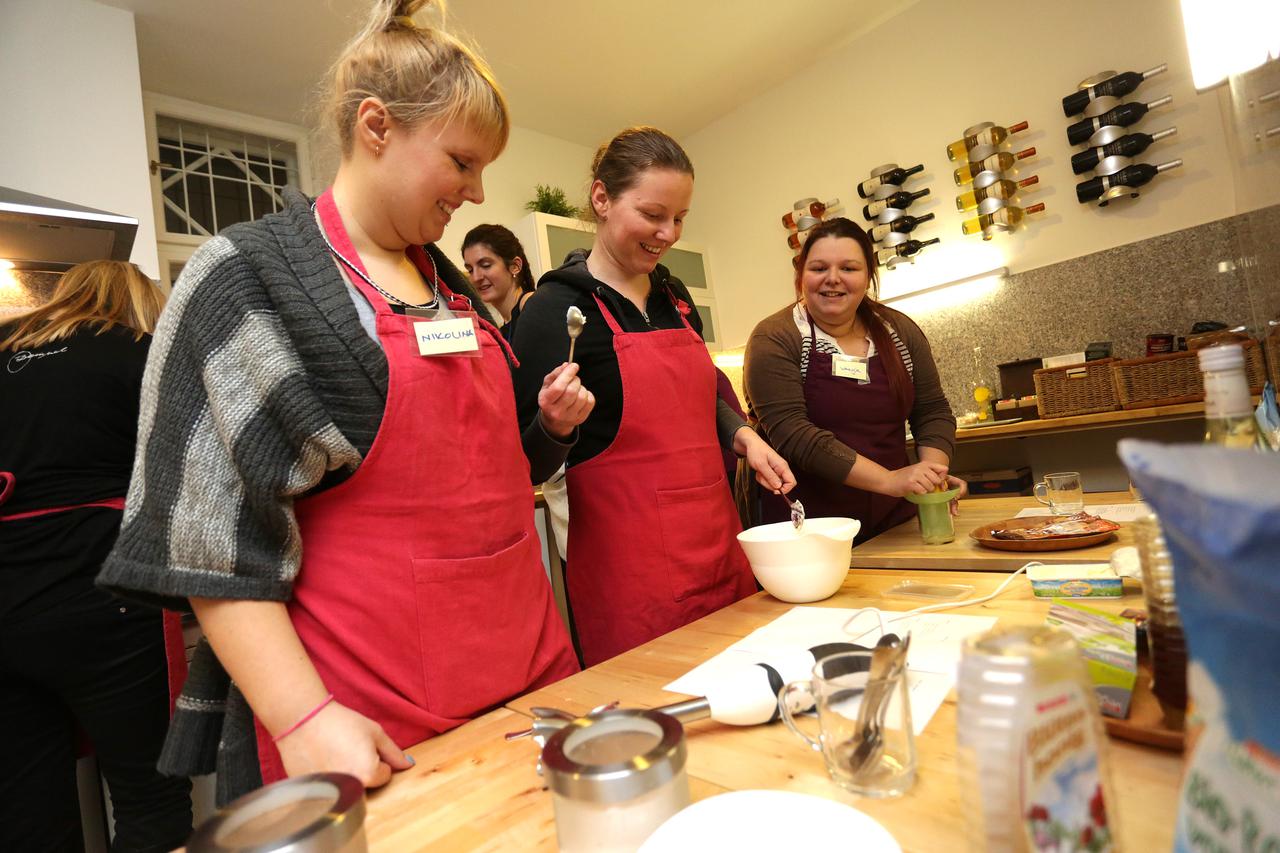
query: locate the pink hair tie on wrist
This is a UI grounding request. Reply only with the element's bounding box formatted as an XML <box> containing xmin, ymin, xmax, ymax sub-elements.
<box><xmin>273</xmin><ymin>693</ymin><xmax>335</xmax><ymax>743</ymax></box>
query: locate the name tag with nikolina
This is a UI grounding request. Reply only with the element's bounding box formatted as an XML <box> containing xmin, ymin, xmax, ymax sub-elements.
<box><xmin>413</xmin><ymin>317</ymin><xmax>479</xmax><ymax>356</ymax></box>
<box><xmin>831</xmin><ymin>353</ymin><xmax>869</xmax><ymax>382</ymax></box>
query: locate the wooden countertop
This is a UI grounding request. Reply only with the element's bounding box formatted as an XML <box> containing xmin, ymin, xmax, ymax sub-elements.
<box><xmin>367</xmin><ymin>569</ymin><xmax>1180</xmax><ymax>852</ymax></box>
<box><xmin>849</xmin><ymin>491</ymin><xmax>1137</xmax><ymax>571</ymax></box>
<box><xmin>949</xmin><ymin>400</ymin><xmax>1209</xmax><ymax>444</ymax></box>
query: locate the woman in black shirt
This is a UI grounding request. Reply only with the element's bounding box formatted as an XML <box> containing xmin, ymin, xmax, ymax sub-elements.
<box><xmin>0</xmin><ymin>260</ymin><xmax>192</xmax><ymax>851</ymax></box>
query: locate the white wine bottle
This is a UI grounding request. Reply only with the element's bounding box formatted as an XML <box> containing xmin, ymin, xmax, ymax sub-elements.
<box><xmin>955</xmin><ymin>176</ymin><xmax>1039</xmax><ymax>211</ymax></box>
<box><xmin>952</xmin><ymin>147</ymin><xmax>1036</xmax><ymax>185</ymax></box>
<box><xmin>960</xmin><ymin>202</ymin><xmax>1045</xmax><ymax>238</ymax></box>
<box><xmin>945</xmin><ymin>121</ymin><xmax>1029</xmax><ymax>162</ymax></box>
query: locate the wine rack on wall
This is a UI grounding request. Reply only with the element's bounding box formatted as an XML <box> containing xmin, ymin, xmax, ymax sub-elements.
<box><xmin>1062</xmin><ymin>63</ymin><xmax>1181</xmax><ymax>206</ymax></box>
<box><xmin>780</xmin><ymin>197</ymin><xmax>844</xmax><ymax>261</ymax></box>
<box><xmin>857</xmin><ymin>163</ymin><xmax>936</xmax><ymax>268</ymax></box>
<box><xmin>949</xmin><ymin>121</ymin><xmax>1042</xmax><ymax>240</ymax></box>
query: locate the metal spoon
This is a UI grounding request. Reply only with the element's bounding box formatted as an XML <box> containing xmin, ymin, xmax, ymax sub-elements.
<box><xmin>566</xmin><ymin>306</ymin><xmax>586</xmax><ymax>363</ymax></box>
<box><xmin>847</xmin><ymin>634</ymin><xmax>911</xmax><ymax>777</ymax></box>
<box><xmin>780</xmin><ymin>491</ymin><xmax>805</xmax><ymax>530</ymax></box>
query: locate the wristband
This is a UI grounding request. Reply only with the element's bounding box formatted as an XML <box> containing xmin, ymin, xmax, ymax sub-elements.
<box><xmin>272</xmin><ymin>693</ymin><xmax>335</xmax><ymax>743</ymax></box>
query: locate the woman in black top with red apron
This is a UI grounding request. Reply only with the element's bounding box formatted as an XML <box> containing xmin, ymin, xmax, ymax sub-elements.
<box><xmin>0</xmin><ymin>260</ymin><xmax>192</xmax><ymax>852</ymax></box>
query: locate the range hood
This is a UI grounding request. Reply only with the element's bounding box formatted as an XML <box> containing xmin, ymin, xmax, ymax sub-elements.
<box><xmin>0</xmin><ymin>186</ymin><xmax>138</xmax><ymax>272</ymax></box>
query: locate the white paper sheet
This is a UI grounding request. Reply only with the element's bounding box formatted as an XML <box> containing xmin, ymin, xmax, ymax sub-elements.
<box><xmin>663</xmin><ymin>606</ymin><xmax>995</xmax><ymax>735</ymax></box>
<box><xmin>1015</xmin><ymin>502</ymin><xmax>1149</xmax><ymax>522</ymax></box>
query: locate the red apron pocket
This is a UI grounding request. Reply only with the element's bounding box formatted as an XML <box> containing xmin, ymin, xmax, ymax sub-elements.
<box><xmin>411</xmin><ymin>532</ymin><xmax>543</xmax><ymax>719</ymax></box>
<box><xmin>656</xmin><ymin>479</ymin><xmax>735</xmax><ymax>603</ymax></box>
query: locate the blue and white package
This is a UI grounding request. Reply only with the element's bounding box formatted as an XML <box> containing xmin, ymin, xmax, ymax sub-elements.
<box><xmin>1120</xmin><ymin>440</ymin><xmax>1280</xmax><ymax>853</ymax></box>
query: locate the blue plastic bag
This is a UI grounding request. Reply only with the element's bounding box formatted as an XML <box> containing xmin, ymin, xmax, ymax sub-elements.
<box><xmin>1120</xmin><ymin>440</ymin><xmax>1280</xmax><ymax>853</ymax></box>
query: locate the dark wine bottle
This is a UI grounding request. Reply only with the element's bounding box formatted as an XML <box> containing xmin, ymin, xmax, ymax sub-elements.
<box><xmin>861</xmin><ymin>188</ymin><xmax>930</xmax><ymax>220</ymax></box>
<box><xmin>1070</xmin><ymin>127</ymin><xmax>1177</xmax><ymax>174</ymax></box>
<box><xmin>868</xmin><ymin>212</ymin><xmax>935</xmax><ymax>242</ymax></box>
<box><xmin>1066</xmin><ymin>96</ymin><xmax>1173</xmax><ymax>146</ymax></box>
<box><xmin>1061</xmin><ymin>64</ymin><xmax>1168</xmax><ymax>117</ymax></box>
<box><xmin>875</xmin><ymin>237</ymin><xmax>940</xmax><ymax>265</ymax></box>
<box><xmin>857</xmin><ymin>164</ymin><xmax>924</xmax><ymax>198</ymax></box>
<box><xmin>1075</xmin><ymin>159</ymin><xmax>1183</xmax><ymax>204</ymax></box>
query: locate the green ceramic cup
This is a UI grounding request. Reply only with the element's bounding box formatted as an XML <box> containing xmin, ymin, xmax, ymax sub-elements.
<box><xmin>904</xmin><ymin>487</ymin><xmax>961</xmax><ymax>545</ymax></box>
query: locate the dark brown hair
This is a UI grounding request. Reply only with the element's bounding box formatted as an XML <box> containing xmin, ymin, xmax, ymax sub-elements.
<box><xmin>461</xmin><ymin>224</ymin><xmax>535</xmax><ymax>294</ymax></box>
<box><xmin>588</xmin><ymin>126</ymin><xmax>694</xmax><ymax>220</ymax></box>
<box><xmin>794</xmin><ymin>217</ymin><xmax>913</xmax><ymax>416</ymax></box>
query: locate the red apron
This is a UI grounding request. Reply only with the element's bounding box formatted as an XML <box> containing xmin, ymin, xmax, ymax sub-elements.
<box><xmin>0</xmin><ymin>474</ymin><xmax>187</xmax><ymax>716</ymax></box>
<box><xmin>254</xmin><ymin>191</ymin><xmax>578</xmax><ymax>783</ymax></box>
<box><xmin>760</xmin><ymin>311</ymin><xmax>916</xmax><ymax>544</ymax></box>
<box><xmin>565</xmin><ymin>293</ymin><xmax>755</xmax><ymax>667</ymax></box>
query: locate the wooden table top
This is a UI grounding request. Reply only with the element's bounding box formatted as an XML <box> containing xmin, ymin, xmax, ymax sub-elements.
<box><xmin>949</xmin><ymin>400</ymin><xmax>1210</xmax><ymax>444</ymax></box>
<box><xmin>849</xmin><ymin>491</ymin><xmax>1139</xmax><ymax>571</ymax></box>
<box><xmin>367</xmin><ymin>569</ymin><xmax>1180</xmax><ymax>852</ymax></box>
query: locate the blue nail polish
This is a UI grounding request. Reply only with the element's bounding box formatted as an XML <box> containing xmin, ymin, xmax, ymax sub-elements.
<box><xmin>406</xmin><ymin>754</ymin><xmax>415</xmax><ymax>765</ymax></box>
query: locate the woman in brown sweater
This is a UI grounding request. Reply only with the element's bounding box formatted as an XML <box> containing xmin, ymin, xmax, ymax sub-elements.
<box><xmin>743</xmin><ymin>217</ymin><xmax>963</xmax><ymax>543</ymax></box>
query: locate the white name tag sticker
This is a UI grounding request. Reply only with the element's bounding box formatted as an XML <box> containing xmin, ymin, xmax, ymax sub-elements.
<box><xmin>831</xmin><ymin>353</ymin><xmax>869</xmax><ymax>381</ymax></box>
<box><xmin>414</xmin><ymin>318</ymin><xmax>480</xmax><ymax>356</ymax></box>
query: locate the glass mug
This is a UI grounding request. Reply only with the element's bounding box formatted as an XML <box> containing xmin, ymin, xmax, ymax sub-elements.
<box><xmin>778</xmin><ymin>650</ymin><xmax>916</xmax><ymax>798</ymax></box>
<box><xmin>1034</xmin><ymin>471</ymin><xmax>1084</xmax><ymax>514</ymax></box>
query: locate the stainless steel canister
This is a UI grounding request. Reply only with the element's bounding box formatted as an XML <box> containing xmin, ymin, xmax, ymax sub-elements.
<box><xmin>542</xmin><ymin>709</ymin><xmax>690</xmax><ymax>852</ymax></box>
<box><xmin>187</xmin><ymin>773</ymin><xmax>367</xmax><ymax>853</ymax></box>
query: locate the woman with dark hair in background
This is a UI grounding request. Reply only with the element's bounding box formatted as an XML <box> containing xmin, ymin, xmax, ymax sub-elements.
<box><xmin>462</xmin><ymin>223</ymin><xmax>536</xmax><ymax>340</ymax></box>
<box><xmin>743</xmin><ymin>217</ymin><xmax>964</xmax><ymax>545</ymax></box>
<box><xmin>512</xmin><ymin>126</ymin><xmax>795</xmax><ymax>666</ymax></box>
<box><xmin>0</xmin><ymin>260</ymin><xmax>192</xmax><ymax>851</ymax></box>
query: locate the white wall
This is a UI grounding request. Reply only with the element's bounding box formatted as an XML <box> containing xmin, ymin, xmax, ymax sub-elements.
<box><xmin>435</xmin><ymin>125</ymin><xmax>595</xmax><ymax>270</ymax></box>
<box><xmin>680</xmin><ymin>0</ymin><xmax>1241</xmax><ymax>348</ymax></box>
<box><xmin>0</xmin><ymin>0</ymin><xmax>159</xmax><ymax>278</ymax></box>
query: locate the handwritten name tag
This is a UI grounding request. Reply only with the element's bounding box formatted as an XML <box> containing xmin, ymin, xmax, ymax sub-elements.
<box><xmin>414</xmin><ymin>318</ymin><xmax>479</xmax><ymax>356</ymax></box>
<box><xmin>831</xmin><ymin>353</ymin><xmax>869</xmax><ymax>381</ymax></box>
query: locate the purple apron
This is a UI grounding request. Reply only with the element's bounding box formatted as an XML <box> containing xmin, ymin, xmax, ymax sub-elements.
<box><xmin>761</xmin><ymin>313</ymin><xmax>916</xmax><ymax>544</ymax></box>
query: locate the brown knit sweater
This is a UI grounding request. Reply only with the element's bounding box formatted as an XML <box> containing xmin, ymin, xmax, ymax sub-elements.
<box><xmin>743</xmin><ymin>302</ymin><xmax>956</xmax><ymax>485</ymax></box>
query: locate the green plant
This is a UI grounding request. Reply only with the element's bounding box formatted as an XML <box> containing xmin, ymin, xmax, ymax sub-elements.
<box><xmin>525</xmin><ymin>184</ymin><xmax>580</xmax><ymax>218</ymax></box>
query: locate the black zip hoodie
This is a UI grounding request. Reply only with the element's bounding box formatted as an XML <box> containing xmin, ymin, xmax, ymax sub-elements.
<box><xmin>511</xmin><ymin>250</ymin><xmax>746</xmax><ymax>469</ymax></box>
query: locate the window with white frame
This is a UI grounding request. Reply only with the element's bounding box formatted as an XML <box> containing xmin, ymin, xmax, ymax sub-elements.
<box><xmin>144</xmin><ymin>94</ymin><xmax>313</xmax><ymax>288</ymax></box>
<box><xmin>154</xmin><ymin>115</ymin><xmax>300</xmax><ymax>237</ymax></box>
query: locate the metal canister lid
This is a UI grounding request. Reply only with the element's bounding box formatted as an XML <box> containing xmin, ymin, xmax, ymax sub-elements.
<box><xmin>187</xmin><ymin>773</ymin><xmax>366</xmax><ymax>853</ymax></box>
<box><xmin>542</xmin><ymin>709</ymin><xmax>686</xmax><ymax>804</ymax></box>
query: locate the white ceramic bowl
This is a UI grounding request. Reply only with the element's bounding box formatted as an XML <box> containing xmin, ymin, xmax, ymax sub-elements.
<box><xmin>736</xmin><ymin>517</ymin><xmax>860</xmax><ymax>603</ymax></box>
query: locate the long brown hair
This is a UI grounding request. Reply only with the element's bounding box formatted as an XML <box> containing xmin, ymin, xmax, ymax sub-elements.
<box><xmin>462</xmin><ymin>224</ymin><xmax>535</xmax><ymax>294</ymax></box>
<box><xmin>794</xmin><ymin>217</ymin><xmax>913</xmax><ymax>416</ymax></box>
<box><xmin>325</xmin><ymin>0</ymin><xmax>509</xmax><ymax>159</ymax></box>
<box><xmin>1</xmin><ymin>260</ymin><xmax>165</xmax><ymax>351</ymax></box>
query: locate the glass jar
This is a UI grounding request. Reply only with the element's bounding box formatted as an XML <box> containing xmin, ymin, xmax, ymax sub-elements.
<box><xmin>1132</xmin><ymin>513</ymin><xmax>1187</xmax><ymax>728</ymax></box>
<box><xmin>956</xmin><ymin>626</ymin><xmax>1121</xmax><ymax>853</ymax></box>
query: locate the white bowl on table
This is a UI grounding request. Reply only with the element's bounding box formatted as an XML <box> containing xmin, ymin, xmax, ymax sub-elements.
<box><xmin>736</xmin><ymin>517</ymin><xmax>861</xmax><ymax>603</ymax></box>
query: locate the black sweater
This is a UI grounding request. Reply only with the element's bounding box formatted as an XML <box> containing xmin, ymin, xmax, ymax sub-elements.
<box><xmin>511</xmin><ymin>251</ymin><xmax>745</xmax><ymax>468</ymax></box>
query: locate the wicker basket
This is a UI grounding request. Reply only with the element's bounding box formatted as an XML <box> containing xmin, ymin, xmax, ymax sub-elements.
<box><xmin>1033</xmin><ymin>358</ymin><xmax>1120</xmax><ymax>419</ymax></box>
<box><xmin>1111</xmin><ymin>340</ymin><xmax>1268</xmax><ymax>410</ymax></box>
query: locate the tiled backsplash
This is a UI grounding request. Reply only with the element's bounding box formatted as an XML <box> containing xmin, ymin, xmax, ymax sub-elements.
<box><xmin>909</xmin><ymin>203</ymin><xmax>1280</xmax><ymax>416</ymax></box>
